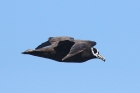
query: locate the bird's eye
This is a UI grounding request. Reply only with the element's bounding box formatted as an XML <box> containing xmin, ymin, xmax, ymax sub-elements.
<box><xmin>93</xmin><ymin>48</ymin><xmax>97</xmax><ymax>53</ymax></box>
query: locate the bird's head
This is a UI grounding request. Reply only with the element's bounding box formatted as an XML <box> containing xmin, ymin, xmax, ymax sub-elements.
<box><xmin>91</xmin><ymin>47</ymin><xmax>106</xmax><ymax>62</ymax></box>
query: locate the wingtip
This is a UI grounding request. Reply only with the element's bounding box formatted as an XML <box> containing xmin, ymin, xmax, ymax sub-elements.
<box><xmin>62</xmin><ymin>58</ymin><xmax>65</xmax><ymax>61</ymax></box>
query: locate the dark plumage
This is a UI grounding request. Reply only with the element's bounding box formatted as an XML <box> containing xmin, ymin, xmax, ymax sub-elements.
<box><xmin>22</xmin><ymin>36</ymin><xmax>105</xmax><ymax>63</ymax></box>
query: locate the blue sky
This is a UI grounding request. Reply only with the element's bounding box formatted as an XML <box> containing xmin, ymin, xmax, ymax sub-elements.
<box><xmin>0</xmin><ymin>0</ymin><xmax>140</xmax><ymax>93</ymax></box>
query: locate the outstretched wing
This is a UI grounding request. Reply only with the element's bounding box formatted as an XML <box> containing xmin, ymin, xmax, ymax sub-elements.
<box><xmin>35</xmin><ymin>36</ymin><xmax>74</xmax><ymax>49</ymax></box>
<box><xmin>62</xmin><ymin>42</ymin><xmax>90</xmax><ymax>61</ymax></box>
<box><xmin>62</xmin><ymin>40</ymin><xmax>97</xmax><ymax>61</ymax></box>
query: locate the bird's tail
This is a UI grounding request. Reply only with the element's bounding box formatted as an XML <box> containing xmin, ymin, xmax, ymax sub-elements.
<box><xmin>21</xmin><ymin>49</ymin><xmax>34</xmax><ymax>54</ymax></box>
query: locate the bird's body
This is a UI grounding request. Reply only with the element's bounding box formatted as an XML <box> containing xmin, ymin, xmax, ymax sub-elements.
<box><xmin>22</xmin><ymin>36</ymin><xmax>105</xmax><ymax>63</ymax></box>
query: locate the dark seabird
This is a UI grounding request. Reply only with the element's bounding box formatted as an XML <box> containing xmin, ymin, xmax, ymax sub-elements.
<box><xmin>22</xmin><ymin>36</ymin><xmax>105</xmax><ymax>63</ymax></box>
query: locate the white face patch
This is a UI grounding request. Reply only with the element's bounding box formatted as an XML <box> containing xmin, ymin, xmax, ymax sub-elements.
<box><xmin>91</xmin><ymin>48</ymin><xmax>99</xmax><ymax>57</ymax></box>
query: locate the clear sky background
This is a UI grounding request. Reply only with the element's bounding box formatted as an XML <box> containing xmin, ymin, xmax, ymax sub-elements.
<box><xmin>0</xmin><ymin>0</ymin><xmax>140</xmax><ymax>93</ymax></box>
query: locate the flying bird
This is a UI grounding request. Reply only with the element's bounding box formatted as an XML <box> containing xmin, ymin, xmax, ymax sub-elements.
<box><xmin>22</xmin><ymin>36</ymin><xmax>105</xmax><ymax>63</ymax></box>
